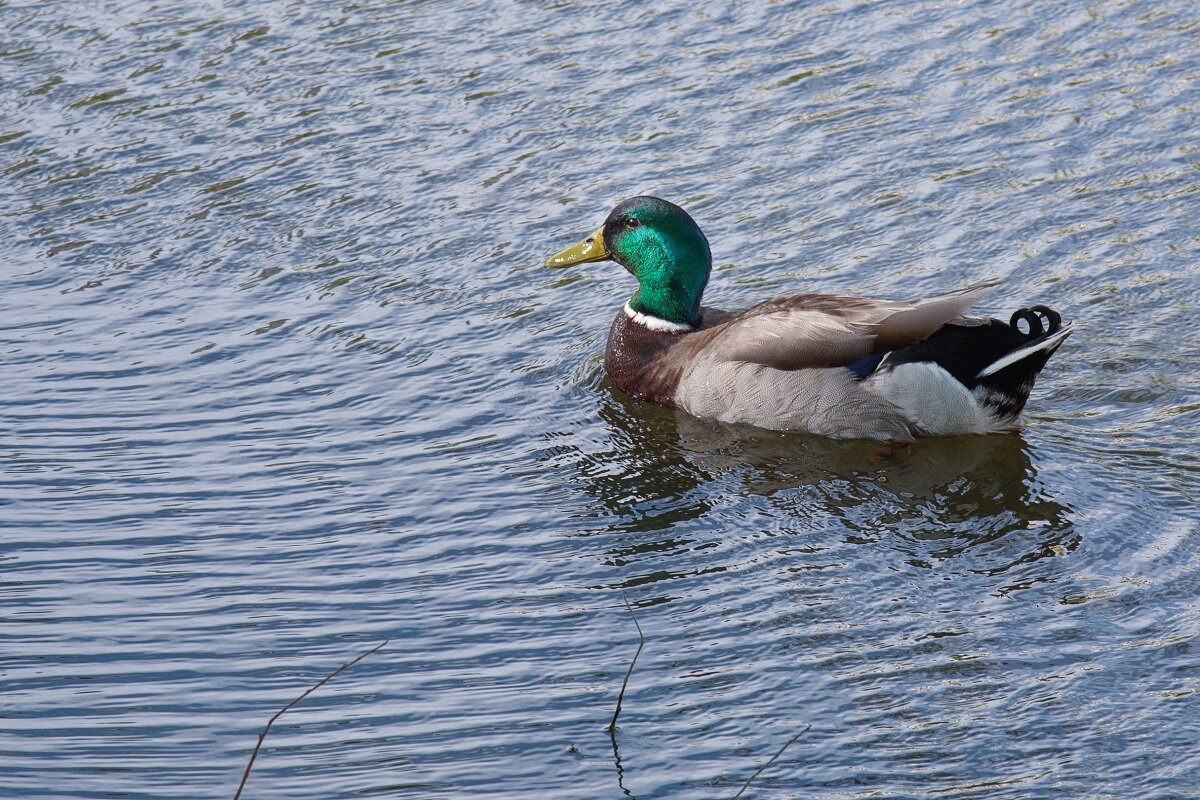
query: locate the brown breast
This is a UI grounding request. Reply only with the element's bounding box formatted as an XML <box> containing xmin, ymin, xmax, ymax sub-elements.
<box><xmin>602</xmin><ymin>308</ymin><xmax>731</xmax><ymax>407</ymax></box>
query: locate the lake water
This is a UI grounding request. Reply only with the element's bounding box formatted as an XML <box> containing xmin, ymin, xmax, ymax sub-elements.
<box><xmin>3</xmin><ymin>1</ymin><xmax>1199</xmax><ymax>798</ymax></box>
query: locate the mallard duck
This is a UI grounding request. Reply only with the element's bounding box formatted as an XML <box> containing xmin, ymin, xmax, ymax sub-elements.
<box><xmin>545</xmin><ymin>196</ymin><xmax>1071</xmax><ymax>442</ymax></box>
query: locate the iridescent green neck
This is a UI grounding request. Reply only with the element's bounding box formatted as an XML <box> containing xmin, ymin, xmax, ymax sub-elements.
<box><xmin>606</xmin><ymin>198</ymin><xmax>711</xmax><ymax>327</ymax></box>
<box><xmin>627</xmin><ymin>251</ymin><xmax>709</xmax><ymax>327</ymax></box>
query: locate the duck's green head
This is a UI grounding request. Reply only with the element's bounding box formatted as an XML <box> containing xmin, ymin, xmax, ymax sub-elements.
<box><xmin>545</xmin><ymin>196</ymin><xmax>711</xmax><ymax>327</ymax></box>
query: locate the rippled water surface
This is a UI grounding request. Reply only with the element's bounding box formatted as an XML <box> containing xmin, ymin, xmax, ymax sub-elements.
<box><xmin>4</xmin><ymin>1</ymin><xmax>1199</xmax><ymax>798</ymax></box>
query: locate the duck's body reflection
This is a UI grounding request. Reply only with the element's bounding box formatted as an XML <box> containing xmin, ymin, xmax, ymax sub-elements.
<box><xmin>564</xmin><ymin>378</ymin><xmax>1075</xmax><ymax>595</ymax></box>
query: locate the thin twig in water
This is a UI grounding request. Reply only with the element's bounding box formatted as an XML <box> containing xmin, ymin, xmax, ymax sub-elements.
<box><xmin>609</xmin><ymin>591</ymin><xmax>646</xmax><ymax>798</ymax></box>
<box><xmin>730</xmin><ymin>724</ymin><xmax>811</xmax><ymax>800</ymax></box>
<box><xmin>609</xmin><ymin>591</ymin><xmax>645</xmax><ymax>733</ymax></box>
<box><xmin>233</xmin><ymin>639</ymin><xmax>389</xmax><ymax>800</ymax></box>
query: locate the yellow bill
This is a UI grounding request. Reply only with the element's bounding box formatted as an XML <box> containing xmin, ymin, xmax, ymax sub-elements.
<box><xmin>544</xmin><ymin>226</ymin><xmax>608</xmax><ymax>268</ymax></box>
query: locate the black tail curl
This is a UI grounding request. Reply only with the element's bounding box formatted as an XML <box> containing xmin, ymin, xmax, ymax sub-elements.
<box><xmin>871</xmin><ymin>302</ymin><xmax>1072</xmax><ymax>421</ymax></box>
<box><xmin>1009</xmin><ymin>305</ymin><xmax>1062</xmax><ymax>337</ymax></box>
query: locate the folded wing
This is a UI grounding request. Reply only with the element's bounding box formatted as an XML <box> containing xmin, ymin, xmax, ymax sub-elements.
<box><xmin>705</xmin><ymin>288</ymin><xmax>986</xmax><ymax>370</ymax></box>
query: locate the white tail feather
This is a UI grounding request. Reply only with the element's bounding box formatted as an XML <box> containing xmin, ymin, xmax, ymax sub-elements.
<box><xmin>975</xmin><ymin>325</ymin><xmax>1073</xmax><ymax>379</ymax></box>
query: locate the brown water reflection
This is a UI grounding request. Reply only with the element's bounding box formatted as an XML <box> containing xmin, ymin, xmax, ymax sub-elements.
<box><xmin>570</xmin><ymin>381</ymin><xmax>1075</xmax><ymax>595</ymax></box>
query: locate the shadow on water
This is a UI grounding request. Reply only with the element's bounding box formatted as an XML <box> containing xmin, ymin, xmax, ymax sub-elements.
<box><xmin>560</xmin><ymin>377</ymin><xmax>1077</xmax><ymax>594</ymax></box>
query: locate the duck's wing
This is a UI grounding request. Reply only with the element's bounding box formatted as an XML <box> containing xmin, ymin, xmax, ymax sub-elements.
<box><xmin>704</xmin><ymin>287</ymin><xmax>986</xmax><ymax>371</ymax></box>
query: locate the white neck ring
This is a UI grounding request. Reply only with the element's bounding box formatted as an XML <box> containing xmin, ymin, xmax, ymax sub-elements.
<box><xmin>623</xmin><ymin>302</ymin><xmax>695</xmax><ymax>333</ymax></box>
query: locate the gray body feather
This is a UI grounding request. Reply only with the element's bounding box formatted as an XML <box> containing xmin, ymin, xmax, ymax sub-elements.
<box><xmin>676</xmin><ymin>359</ymin><xmax>916</xmax><ymax>441</ymax></box>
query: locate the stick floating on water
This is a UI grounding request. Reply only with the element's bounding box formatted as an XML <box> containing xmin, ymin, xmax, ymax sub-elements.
<box><xmin>605</xmin><ymin>591</ymin><xmax>808</xmax><ymax>799</ymax></box>
<box><xmin>730</xmin><ymin>724</ymin><xmax>811</xmax><ymax>800</ymax></box>
<box><xmin>233</xmin><ymin>639</ymin><xmax>389</xmax><ymax>800</ymax></box>
<box><xmin>609</xmin><ymin>591</ymin><xmax>646</xmax><ymax>798</ymax></box>
<box><xmin>609</xmin><ymin>591</ymin><xmax>645</xmax><ymax>733</ymax></box>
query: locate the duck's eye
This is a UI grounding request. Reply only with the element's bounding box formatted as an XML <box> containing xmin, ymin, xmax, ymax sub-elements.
<box><xmin>625</xmin><ymin>217</ymin><xmax>641</xmax><ymax>228</ymax></box>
